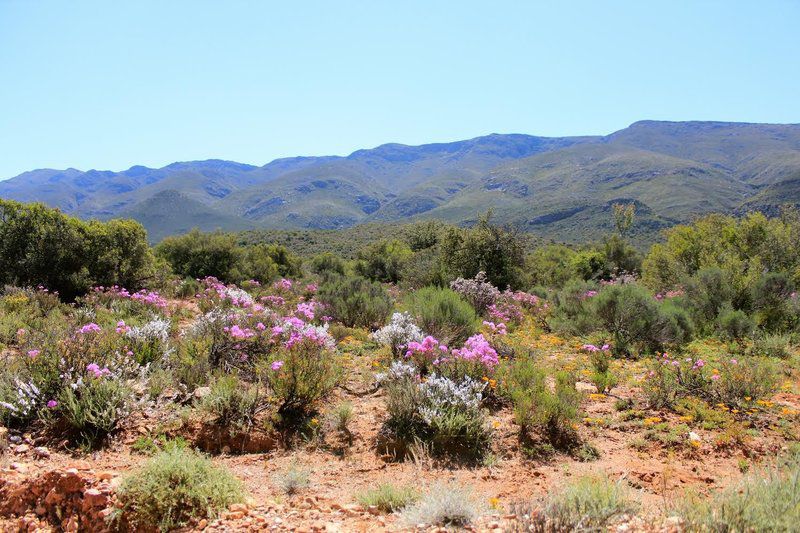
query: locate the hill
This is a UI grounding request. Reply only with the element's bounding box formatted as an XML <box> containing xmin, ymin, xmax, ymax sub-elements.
<box><xmin>3</xmin><ymin>121</ymin><xmax>800</xmax><ymax>243</ymax></box>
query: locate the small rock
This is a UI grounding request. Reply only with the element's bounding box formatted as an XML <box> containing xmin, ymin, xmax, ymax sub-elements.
<box><xmin>33</xmin><ymin>446</ymin><xmax>50</xmax><ymax>458</ymax></box>
<box><xmin>15</xmin><ymin>443</ymin><xmax>30</xmax><ymax>454</ymax></box>
<box><xmin>367</xmin><ymin>505</ymin><xmax>380</xmax><ymax>515</ymax></box>
<box><xmin>194</xmin><ymin>386</ymin><xmax>212</xmax><ymax>399</ymax></box>
<box><xmin>97</xmin><ymin>471</ymin><xmax>116</xmax><ymax>480</ymax></box>
<box><xmin>198</xmin><ymin>519</ymin><xmax>208</xmax><ymax>529</ymax></box>
<box><xmin>10</xmin><ymin>462</ymin><xmax>28</xmax><ymax>473</ymax></box>
<box><xmin>229</xmin><ymin>503</ymin><xmax>249</xmax><ymax>514</ymax></box>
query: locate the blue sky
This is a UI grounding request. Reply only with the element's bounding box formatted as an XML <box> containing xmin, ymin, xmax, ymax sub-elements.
<box><xmin>1</xmin><ymin>0</ymin><xmax>799</xmax><ymax>179</ymax></box>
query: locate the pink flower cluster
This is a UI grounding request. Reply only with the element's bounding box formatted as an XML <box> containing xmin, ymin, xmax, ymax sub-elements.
<box><xmin>86</xmin><ymin>363</ymin><xmax>111</xmax><ymax>378</ymax></box>
<box><xmin>581</xmin><ymin>343</ymin><xmax>610</xmax><ymax>352</ymax></box>
<box><xmin>655</xmin><ymin>289</ymin><xmax>685</xmax><ymax>301</ymax></box>
<box><xmin>482</xmin><ymin>320</ymin><xmax>507</xmax><ymax>335</ymax></box>
<box><xmin>94</xmin><ymin>286</ymin><xmax>167</xmax><ymax>309</ymax></box>
<box><xmin>405</xmin><ymin>334</ymin><xmax>500</xmax><ymax>369</ymax></box>
<box><xmin>273</xmin><ymin>278</ymin><xmax>293</xmax><ymax>292</ymax></box>
<box><xmin>78</xmin><ymin>323</ymin><xmax>102</xmax><ymax>334</ymax></box>
<box><xmin>451</xmin><ymin>334</ymin><xmax>499</xmax><ymax>368</ymax></box>
<box><xmin>295</xmin><ymin>301</ymin><xmax>317</xmax><ymax>321</ymax></box>
<box><xmin>226</xmin><ymin>324</ymin><xmax>255</xmax><ymax>339</ymax></box>
<box><xmin>582</xmin><ymin>290</ymin><xmax>598</xmax><ymax>300</ymax></box>
<box><xmin>116</xmin><ymin>320</ymin><xmax>131</xmax><ymax>334</ymax></box>
<box><xmin>261</xmin><ymin>295</ymin><xmax>286</xmax><ymax>307</ymax></box>
<box><xmin>488</xmin><ymin>301</ymin><xmax>523</xmax><ymax>324</ymax></box>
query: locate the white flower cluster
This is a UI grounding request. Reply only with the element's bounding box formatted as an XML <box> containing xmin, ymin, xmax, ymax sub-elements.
<box><xmin>376</xmin><ymin>360</ymin><xmax>418</xmax><ymax>383</ymax></box>
<box><xmin>418</xmin><ymin>374</ymin><xmax>485</xmax><ymax>424</ymax></box>
<box><xmin>186</xmin><ymin>307</ymin><xmax>231</xmax><ymax>338</ymax></box>
<box><xmin>450</xmin><ymin>271</ymin><xmax>500</xmax><ymax>313</ymax></box>
<box><xmin>0</xmin><ymin>379</ymin><xmax>40</xmax><ymax>417</ymax></box>
<box><xmin>371</xmin><ymin>312</ymin><xmax>424</xmax><ymax>355</ymax></box>
<box><xmin>127</xmin><ymin>316</ymin><xmax>171</xmax><ymax>344</ymax></box>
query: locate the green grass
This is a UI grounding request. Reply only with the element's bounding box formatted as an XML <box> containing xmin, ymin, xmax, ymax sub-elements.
<box><xmin>356</xmin><ymin>483</ymin><xmax>420</xmax><ymax>513</ymax></box>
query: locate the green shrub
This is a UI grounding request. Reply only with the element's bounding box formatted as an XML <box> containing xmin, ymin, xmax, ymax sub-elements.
<box><xmin>261</xmin><ymin>337</ymin><xmax>340</xmax><ymax>415</ymax></box>
<box><xmin>593</xmin><ymin>283</ymin><xmax>691</xmax><ymax>357</ymax></box>
<box><xmin>439</xmin><ymin>212</ymin><xmax>526</xmax><ymax>290</ymax></box>
<box><xmin>406</xmin><ymin>287</ymin><xmax>477</xmax><ymax>346</ymax></box>
<box><xmin>752</xmin><ymin>272</ymin><xmax>796</xmax><ymax>332</ymax></box>
<box><xmin>156</xmin><ymin>229</ymin><xmax>242</xmax><ymax>281</ymax></box>
<box><xmin>58</xmin><ymin>377</ymin><xmax>132</xmax><ymax>447</ymax></box>
<box><xmin>357</xmin><ymin>483</ymin><xmax>420</xmax><ymax>513</ymax></box>
<box><xmin>685</xmin><ymin>267</ymin><xmax>735</xmax><ymax>331</ymax></box>
<box><xmin>400</xmin><ymin>482</ymin><xmax>478</xmax><ymax>527</ymax></box>
<box><xmin>198</xmin><ymin>375</ymin><xmax>262</xmax><ymax>430</ymax></box>
<box><xmin>317</xmin><ymin>275</ymin><xmax>393</xmax><ymax>329</ymax></box>
<box><xmin>548</xmin><ymin>278</ymin><xmax>599</xmax><ymax>336</ymax></box>
<box><xmin>309</xmin><ymin>252</ymin><xmax>346</xmax><ymax>276</ymax></box>
<box><xmin>511</xmin><ymin>476</ymin><xmax>637</xmax><ymax>532</ymax></box>
<box><xmin>589</xmin><ymin>349</ymin><xmax>617</xmax><ymax>394</ymax></box>
<box><xmin>500</xmin><ymin>360</ymin><xmax>582</xmax><ymax>450</ymax></box>
<box><xmin>677</xmin><ymin>460</ymin><xmax>800</xmax><ymax>532</ymax></box>
<box><xmin>117</xmin><ymin>445</ymin><xmax>244</xmax><ymax>531</ymax></box>
<box><xmin>752</xmin><ymin>332</ymin><xmax>793</xmax><ymax>359</ymax></box>
<box><xmin>355</xmin><ymin>239</ymin><xmax>413</xmax><ymax>283</ymax></box>
<box><xmin>716</xmin><ymin>307</ymin><xmax>755</xmax><ymax>340</ymax></box>
<box><xmin>0</xmin><ymin>200</ymin><xmax>154</xmax><ymax>300</ymax></box>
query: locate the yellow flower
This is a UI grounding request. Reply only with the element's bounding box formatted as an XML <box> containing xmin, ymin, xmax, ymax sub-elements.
<box><xmin>643</xmin><ymin>417</ymin><xmax>662</xmax><ymax>426</ymax></box>
<box><xmin>492</xmin><ymin>420</ymin><xmax>501</xmax><ymax>429</ymax></box>
<box><xmin>488</xmin><ymin>497</ymin><xmax>501</xmax><ymax>509</ymax></box>
<box><xmin>310</xmin><ymin>418</ymin><xmax>319</xmax><ymax>426</ymax></box>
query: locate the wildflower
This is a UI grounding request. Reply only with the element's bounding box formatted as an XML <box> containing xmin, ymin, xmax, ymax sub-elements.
<box><xmin>116</xmin><ymin>320</ymin><xmax>130</xmax><ymax>334</ymax></box>
<box><xmin>16</xmin><ymin>328</ymin><xmax>26</xmax><ymax>337</ymax></box>
<box><xmin>78</xmin><ymin>323</ymin><xmax>102</xmax><ymax>334</ymax></box>
<box><xmin>710</xmin><ymin>374</ymin><xmax>720</xmax><ymax>381</ymax></box>
<box><xmin>27</xmin><ymin>349</ymin><xmax>40</xmax><ymax>359</ymax></box>
<box><xmin>46</xmin><ymin>400</ymin><xmax>58</xmax><ymax>408</ymax></box>
<box><xmin>271</xmin><ymin>360</ymin><xmax>284</xmax><ymax>371</ymax></box>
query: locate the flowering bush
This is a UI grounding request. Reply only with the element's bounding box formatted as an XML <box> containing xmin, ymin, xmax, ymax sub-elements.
<box><xmin>643</xmin><ymin>354</ymin><xmax>776</xmax><ymax>408</ymax></box>
<box><xmin>262</xmin><ymin>333</ymin><xmax>340</xmax><ymax>415</ymax></box>
<box><xmin>372</xmin><ymin>312</ymin><xmax>425</xmax><ymax>356</ymax></box>
<box><xmin>377</xmin><ymin>361</ymin><xmax>490</xmax><ymax>459</ymax></box>
<box><xmin>449</xmin><ymin>272</ymin><xmax>500</xmax><ymax>313</ymax></box>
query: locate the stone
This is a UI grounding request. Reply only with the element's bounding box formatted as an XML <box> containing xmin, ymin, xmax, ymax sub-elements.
<box><xmin>229</xmin><ymin>503</ymin><xmax>249</xmax><ymax>514</ymax></box>
<box><xmin>82</xmin><ymin>488</ymin><xmax>109</xmax><ymax>509</ymax></box>
<box><xmin>198</xmin><ymin>519</ymin><xmax>208</xmax><ymax>529</ymax></box>
<box><xmin>96</xmin><ymin>471</ymin><xmax>116</xmax><ymax>480</ymax></box>
<box><xmin>33</xmin><ymin>446</ymin><xmax>50</xmax><ymax>458</ymax></box>
<box><xmin>15</xmin><ymin>443</ymin><xmax>30</xmax><ymax>454</ymax></box>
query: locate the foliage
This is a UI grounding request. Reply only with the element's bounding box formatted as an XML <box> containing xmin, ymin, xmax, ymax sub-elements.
<box><xmin>400</xmin><ymin>482</ymin><xmax>478</xmax><ymax>527</ymax></box>
<box><xmin>406</xmin><ymin>286</ymin><xmax>478</xmax><ymax>346</ymax></box>
<box><xmin>198</xmin><ymin>374</ymin><xmax>262</xmax><ymax>430</ymax></box>
<box><xmin>309</xmin><ymin>252</ymin><xmax>346</xmax><ymax>276</ymax></box>
<box><xmin>58</xmin><ymin>376</ymin><xmax>133</xmax><ymax>447</ymax></box>
<box><xmin>371</xmin><ymin>312</ymin><xmax>425</xmax><ymax>357</ymax></box>
<box><xmin>355</xmin><ymin>239</ymin><xmax>413</xmax><ymax>283</ymax></box>
<box><xmin>272</xmin><ymin>463</ymin><xmax>310</xmax><ymax>495</ymax></box>
<box><xmin>317</xmin><ymin>275</ymin><xmax>393</xmax><ymax>329</ymax></box>
<box><xmin>677</xmin><ymin>460</ymin><xmax>800</xmax><ymax>532</ymax></box>
<box><xmin>117</xmin><ymin>445</ymin><xmax>244</xmax><ymax>531</ymax></box>
<box><xmin>440</xmin><ymin>212</ymin><xmax>527</xmax><ymax>290</ymax></box>
<box><xmin>511</xmin><ymin>475</ymin><xmax>638</xmax><ymax>532</ymax></box>
<box><xmin>0</xmin><ymin>200</ymin><xmax>154</xmax><ymax>300</ymax></box>
<box><xmin>356</xmin><ymin>483</ymin><xmax>420</xmax><ymax>513</ymax></box>
<box><xmin>449</xmin><ymin>271</ymin><xmax>501</xmax><ymax>314</ymax></box>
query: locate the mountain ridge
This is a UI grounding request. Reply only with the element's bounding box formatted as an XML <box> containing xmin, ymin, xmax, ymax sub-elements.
<box><xmin>3</xmin><ymin>121</ymin><xmax>800</xmax><ymax>244</ymax></box>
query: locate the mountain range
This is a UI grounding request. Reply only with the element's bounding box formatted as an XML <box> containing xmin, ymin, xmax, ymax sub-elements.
<box><xmin>3</xmin><ymin>120</ymin><xmax>800</xmax><ymax>243</ymax></box>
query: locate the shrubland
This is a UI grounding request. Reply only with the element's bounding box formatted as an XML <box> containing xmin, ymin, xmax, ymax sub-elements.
<box><xmin>1</xmin><ymin>200</ymin><xmax>799</xmax><ymax>531</ymax></box>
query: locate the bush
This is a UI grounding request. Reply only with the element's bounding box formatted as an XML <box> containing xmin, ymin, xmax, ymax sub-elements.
<box><xmin>449</xmin><ymin>272</ymin><xmax>500</xmax><ymax>314</ymax></box>
<box><xmin>199</xmin><ymin>375</ymin><xmax>262</xmax><ymax>430</ymax></box>
<box><xmin>548</xmin><ymin>278</ymin><xmax>600</xmax><ymax>336</ymax></box>
<box><xmin>511</xmin><ymin>476</ymin><xmax>637</xmax><ymax>532</ymax></box>
<box><xmin>526</xmin><ymin>244</ymin><xmax>578</xmax><ymax>289</ymax></box>
<box><xmin>309</xmin><ymin>252</ymin><xmax>346</xmax><ymax>276</ymax></box>
<box><xmin>752</xmin><ymin>332</ymin><xmax>793</xmax><ymax>359</ymax></box>
<box><xmin>400</xmin><ymin>482</ymin><xmax>478</xmax><ymax>527</ymax></box>
<box><xmin>643</xmin><ymin>354</ymin><xmax>777</xmax><ymax>409</ymax></box>
<box><xmin>272</xmin><ymin>463</ymin><xmax>310</xmax><ymax>495</ymax></box>
<box><xmin>318</xmin><ymin>275</ymin><xmax>393</xmax><ymax>329</ymax></box>
<box><xmin>117</xmin><ymin>445</ymin><xmax>244</xmax><ymax>531</ymax></box>
<box><xmin>685</xmin><ymin>267</ymin><xmax>735</xmax><ymax>331</ymax></box>
<box><xmin>677</xmin><ymin>460</ymin><xmax>800</xmax><ymax>532</ymax></box>
<box><xmin>262</xmin><ymin>336</ymin><xmax>340</xmax><ymax>415</ymax></box>
<box><xmin>379</xmin><ymin>361</ymin><xmax>490</xmax><ymax>459</ymax></box>
<box><xmin>355</xmin><ymin>239</ymin><xmax>412</xmax><ymax>283</ymax></box>
<box><xmin>58</xmin><ymin>376</ymin><xmax>132</xmax><ymax>447</ymax></box>
<box><xmin>500</xmin><ymin>359</ymin><xmax>582</xmax><ymax>450</ymax></box>
<box><xmin>371</xmin><ymin>312</ymin><xmax>424</xmax><ymax>357</ymax></box>
<box><xmin>593</xmin><ymin>283</ymin><xmax>691</xmax><ymax>357</ymax></box>
<box><xmin>156</xmin><ymin>229</ymin><xmax>242</xmax><ymax>281</ymax></box>
<box><xmin>406</xmin><ymin>287</ymin><xmax>478</xmax><ymax>346</ymax></box>
<box><xmin>357</xmin><ymin>483</ymin><xmax>420</xmax><ymax>513</ymax></box>
<box><xmin>752</xmin><ymin>272</ymin><xmax>796</xmax><ymax>331</ymax></box>
<box><xmin>0</xmin><ymin>200</ymin><xmax>154</xmax><ymax>300</ymax></box>
<box><xmin>439</xmin><ymin>212</ymin><xmax>526</xmax><ymax>290</ymax></box>
<box><xmin>716</xmin><ymin>307</ymin><xmax>755</xmax><ymax>340</ymax></box>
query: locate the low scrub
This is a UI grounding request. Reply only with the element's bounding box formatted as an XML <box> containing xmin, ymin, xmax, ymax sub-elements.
<box><xmin>116</xmin><ymin>445</ymin><xmax>244</xmax><ymax>531</ymax></box>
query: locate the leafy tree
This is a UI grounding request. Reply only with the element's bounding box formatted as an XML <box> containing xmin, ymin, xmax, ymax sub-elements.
<box><xmin>440</xmin><ymin>211</ymin><xmax>526</xmax><ymax>289</ymax></box>
<box><xmin>355</xmin><ymin>239</ymin><xmax>413</xmax><ymax>283</ymax></box>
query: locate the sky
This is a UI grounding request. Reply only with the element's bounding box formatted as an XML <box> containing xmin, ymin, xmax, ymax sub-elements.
<box><xmin>1</xmin><ymin>0</ymin><xmax>799</xmax><ymax>179</ymax></box>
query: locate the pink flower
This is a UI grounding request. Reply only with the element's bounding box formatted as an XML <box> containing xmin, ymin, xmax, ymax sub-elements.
<box><xmin>27</xmin><ymin>349</ymin><xmax>40</xmax><ymax>358</ymax></box>
<box><xmin>46</xmin><ymin>400</ymin><xmax>58</xmax><ymax>408</ymax></box>
<box><xmin>79</xmin><ymin>323</ymin><xmax>102</xmax><ymax>334</ymax></box>
<box><xmin>582</xmin><ymin>344</ymin><xmax>600</xmax><ymax>352</ymax></box>
<box><xmin>271</xmin><ymin>360</ymin><xmax>284</xmax><ymax>371</ymax></box>
<box><xmin>16</xmin><ymin>328</ymin><xmax>26</xmax><ymax>337</ymax></box>
<box><xmin>730</xmin><ymin>359</ymin><xmax>738</xmax><ymax>365</ymax></box>
<box><xmin>710</xmin><ymin>374</ymin><xmax>720</xmax><ymax>381</ymax></box>
<box><xmin>601</xmin><ymin>344</ymin><xmax>610</xmax><ymax>351</ymax></box>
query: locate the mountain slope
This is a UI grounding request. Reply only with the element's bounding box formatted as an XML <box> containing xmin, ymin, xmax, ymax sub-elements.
<box><xmin>3</xmin><ymin>121</ymin><xmax>800</xmax><ymax>243</ymax></box>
